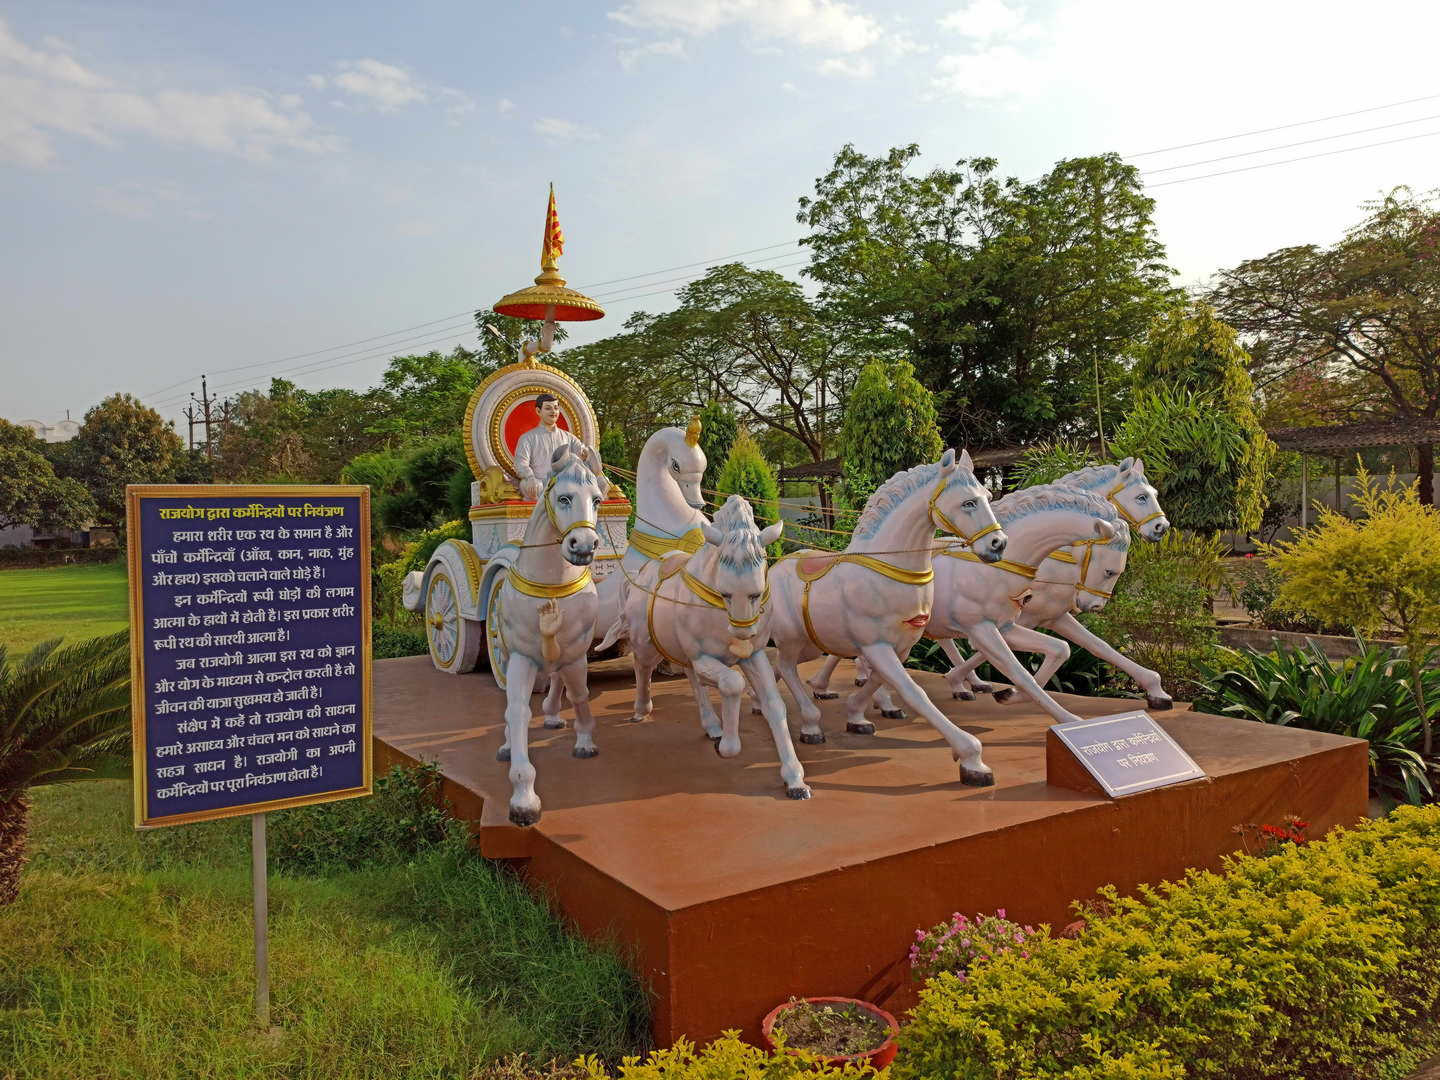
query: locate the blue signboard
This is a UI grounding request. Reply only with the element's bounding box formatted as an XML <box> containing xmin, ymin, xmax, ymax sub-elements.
<box><xmin>127</xmin><ymin>485</ymin><xmax>372</xmax><ymax>827</ymax></box>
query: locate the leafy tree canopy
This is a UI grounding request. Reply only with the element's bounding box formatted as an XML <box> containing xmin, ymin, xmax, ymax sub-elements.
<box><xmin>61</xmin><ymin>394</ymin><xmax>182</xmax><ymax>530</ymax></box>
<box><xmin>714</xmin><ymin>428</ymin><xmax>780</xmax><ymax>539</ymax></box>
<box><xmin>696</xmin><ymin>403</ymin><xmax>738</xmax><ymax>494</ymax></box>
<box><xmin>0</xmin><ymin>421</ymin><xmax>96</xmax><ymax>534</ymax></box>
<box><xmin>798</xmin><ymin>144</ymin><xmax>1176</xmax><ymax>450</ymax></box>
<box><xmin>838</xmin><ymin>358</ymin><xmax>943</xmax><ymax>510</ymax></box>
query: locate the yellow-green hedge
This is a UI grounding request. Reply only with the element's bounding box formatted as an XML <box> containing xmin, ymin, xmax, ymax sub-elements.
<box><xmin>895</xmin><ymin>806</ymin><xmax>1440</xmax><ymax>1080</ymax></box>
<box><xmin>578</xmin><ymin>1032</ymin><xmax>884</xmax><ymax>1078</ymax></box>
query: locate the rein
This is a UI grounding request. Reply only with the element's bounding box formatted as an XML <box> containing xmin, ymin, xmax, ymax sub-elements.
<box><xmin>928</xmin><ymin>473</ymin><xmax>1001</xmax><ymax>547</ymax></box>
<box><xmin>1106</xmin><ymin>480</ymin><xmax>1163</xmax><ymax>530</ymax></box>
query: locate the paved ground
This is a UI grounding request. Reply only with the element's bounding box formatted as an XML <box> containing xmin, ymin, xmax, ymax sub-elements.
<box><xmin>1410</xmin><ymin>1056</ymin><xmax>1440</xmax><ymax>1080</ymax></box>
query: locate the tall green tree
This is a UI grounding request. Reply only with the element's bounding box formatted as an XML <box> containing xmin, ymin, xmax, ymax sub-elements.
<box><xmin>1117</xmin><ymin>302</ymin><xmax>1274</xmax><ymax>533</ymax></box>
<box><xmin>369</xmin><ymin>347</ymin><xmax>494</xmax><ymax>442</ymax></box>
<box><xmin>714</xmin><ymin>428</ymin><xmax>780</xmax><ymax>541</ymax></box>
<box><xmin>61</xmin><ymin>394</ymin><xmax>182</xmax><ymax>531</ymax></box>
<box><xmin>1210</xmin><ymin>187</ymin><xmax>1440</xmax><ymax>504</ymax></box>
<box><xmin>0</xmin><ymin>421</ymin><xmax>95</xmax><ymax>534</ymax></box>
<box><xmin>696</xmin><ymin>403</ymin><xmax>738</xmax><ymax>494</ymax></box>
<box><xmin>797</xmin><ymin>144</ymin><xmax>1175</xmax><ymax>450</ymax></box>
<box><xmin>838</xmin><ymin>358</ymin><xmax>944</xmax><ymax>510</ymax></box>
<box><xmin>213</xmin><ymin>380</ymin><xmax>385</xmax><ymax>483</ymax></box>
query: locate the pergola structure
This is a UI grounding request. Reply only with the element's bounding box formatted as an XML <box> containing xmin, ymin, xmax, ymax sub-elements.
<box><xmin>777</xmin><ymin>420</ymin><xmax>1440</xmax><ymax>521</ymax></box>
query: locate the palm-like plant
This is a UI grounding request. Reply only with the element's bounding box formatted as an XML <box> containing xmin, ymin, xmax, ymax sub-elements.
<box><xmin>0</xmin><ymin>630</ymin><xmax>131</xmax><ymax>904</ymax></box>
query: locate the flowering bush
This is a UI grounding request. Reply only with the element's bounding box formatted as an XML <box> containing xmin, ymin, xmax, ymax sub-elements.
<box><xmin>1233</xmin><ymin>814</ymin><xmax>1309</xmax><ymax>857</ymax></box>
<box><xmin>908</xmin><ymin>909</ymin><xmax>1045</xmax><ymax>984</ymax></box>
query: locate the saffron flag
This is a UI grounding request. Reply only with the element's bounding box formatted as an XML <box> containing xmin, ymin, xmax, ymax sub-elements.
<box><xmin>542</xmin><ymin>184</ymin><xmax>565</xmax><ymax>266</ymax></box>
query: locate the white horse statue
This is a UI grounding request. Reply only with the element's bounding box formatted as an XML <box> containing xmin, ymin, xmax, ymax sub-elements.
<box><xmin>488</xmin><ymin>445</ymin><xmax>609</xmax><ymax>826</ymax></box>
<box><xmin>617</xmin><ymin>495</ymin><xmax>809</xmax><ymax>799</ymax></box>
<box><xmin>942</xmin><ymin>521</ymin><xmax>1174</xmax><ymax>707</ymax></box>
<box><xmin>538</xmin><ymin>419</ymin><xmax>709</xmax><ymax>726</ymax></box>
<box><xmin>767</xmin><ymin>449</ymin><xmax>1007</xmax><ymax>787</ymax></box>
<box><xmin>1054</xmin><ymin>459</ymin><xmax>1169</xmax><ymax>542</ymax></box>
<box><xmin>827</xmin><ymin>484</ymin><xmax>1118</xmax><ymax>727</ymax></box>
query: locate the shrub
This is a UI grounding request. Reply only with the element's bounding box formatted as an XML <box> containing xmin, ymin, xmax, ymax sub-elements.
<box><xmin>715</xmin><ymin>429</ymin><xmax>781</xmax><ymax>548</ymax></box>
<box><xmin>696</xmin><ymin>403</ymin><xmax>738</xmax><ymax>495</ymax></box>
<box><xmin>909</xmin><ymin>909</ymin><xmax>1044</xmax><ymax>985</ymax></box>
<box><xmin>1087</xmin><ymin>530</ymin><xmax>1224</xmax><ymax>698</ymax></box>
<box><xmin>404</xmin><ymin>519</ymin><xmax>473</xmax><ymax>575</ymax></box>
<box><xmin>1194</xmin><ymin>640</ymin><xmax>1436</xmax><ymax>806</ymax></box>
<box><xmin>894</xmin><ymin>805</ymin><xmax>1440</xmax><ymax>1080</ymax></box>
<box><xmin>1265</xmin><ymin>466</ymin><xmax>1440</xmax><ymax>757</ymax></box>
<box><xmin>265</xmin><ymin>762</ymin><xmax>456</xmax><ymax>874</ymax></box>
<box><xmin>577</xmin><ymin>1032</ymin><xmax>884</xmax><ymax>1079</ymax></box>
<box><xmin>838</xmin><ymin>358</ymin><xmax>943</xmax><ymax>512</ymax></box>
<box><xmin>374</xmin><ymin>625</ymin><xmax>429</xmax><ymax>659</ymax></box>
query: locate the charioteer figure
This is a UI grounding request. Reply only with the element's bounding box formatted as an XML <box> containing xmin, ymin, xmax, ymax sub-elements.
<box><xmin>513</xmin><ymin>392</ymin><xmax>604</xmax><ymax>500</ymax></box>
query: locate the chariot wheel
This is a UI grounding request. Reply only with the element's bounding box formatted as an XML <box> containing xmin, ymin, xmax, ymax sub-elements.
<box><xmin>485</xmin><ymin>571</ymin><xmax>510</xmax><ymax>690</ymax></box>
<box><xmin>425</xmin><ymin>566</ymin><xmax>482</xmax><ymax>674</ymax></box>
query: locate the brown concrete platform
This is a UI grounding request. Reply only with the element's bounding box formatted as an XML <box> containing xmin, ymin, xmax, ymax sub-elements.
<box><xmin>373</xmin><ymin>654</ymin><xmax>1369</xmax><ymax>1047</ymax></box>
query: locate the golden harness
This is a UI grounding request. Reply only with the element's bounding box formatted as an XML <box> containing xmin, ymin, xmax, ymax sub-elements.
<box><xmin>682</xmin><ymin>571</ymin><xmax>770</xmax><ymax>628</ymax></box>
<box><xmin>646</xmin><ymin>563</ymin><xmax>689</xmax><ymax>668</ymax></box>
<box><xmin>1106</xmin><ymin>480</ymin><xmax>1163</xmax><ymax>529</ymax></box>
<box><xmin>928</xmin><ymin>473</ymin><xmax>1002</xmax><ymax>546</ymax></box>
<box><xmin>541</xmin><ymin>472</ymin><xmax>598</xmax><ymax>539</ymax></box>
<box><xmin>776</xmin><ymin>550</ymin><xmax>935</xmax><ymax>658</ymax></box>
<box><xmin>629</xmin><ymin>526</ymin><xmax>706</xmax><ymax>561</ymax></box>
<box><xmin>505</xmin><ymin>565</ymin><xmax>593</xmax><ymax>599</ymax></box>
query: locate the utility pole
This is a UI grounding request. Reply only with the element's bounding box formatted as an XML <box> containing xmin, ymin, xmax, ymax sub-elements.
<box><xmin>184</xmin><ymin>404</ymin><xmax>197</xmax><ymax>451</ymax></box>
<box><xmin>188</xmin><ymin>376</ymin><xmax>229</xmax><ymax>460</ymax></box>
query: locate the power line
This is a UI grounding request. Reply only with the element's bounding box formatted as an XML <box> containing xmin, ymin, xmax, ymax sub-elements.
<box><xmin>1125</xmin><ymin>90</ymin><xmax>1440</xmax><ymax>158</ymax></box>
<box><xmin>1146</xmin><ymin>128</ymin><xmax>1440</xmax><ymax>187</ymax></box>
<box><xmin>1140</xmin><ymin>111</ymin><xmax>1440</xmax><ymax>175</ymax></box>
<box><xmin>576</xmin><ymin>239</ymin><xmax>802</xmax><ymax>290</ymax></box>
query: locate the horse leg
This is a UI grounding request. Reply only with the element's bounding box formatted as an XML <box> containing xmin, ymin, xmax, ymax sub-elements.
<box><xmin>859</xmin><ymin>643</ymin><xmax>993</xmax><ymax>786</ymax></box>
<box><xmin>559</xmin><ymin>657</ymin><xmax>599</xmax><ymax>758</ymax></box>
<box><xmin>776</xmin><ymin>649</ymin><xmax>826</xmax><ymax>744</ymax></box>
<box><xmin>1048</xmin><ymin>612</ymin><xmax>1173</xmax><ymax>710</ymax></box>
<box><xmin>965</xmin><ymin>621</ymin><xmax>1083</xmax><ymax>724</ymax></box>
<box><xmin>693</xmin><ymin>656</ymin><xmax>746</xmax><ymax>759</ymax></box>
<box><xmin>741</xmin><ymin>650</ymin><xmax>810</xmax><ymax>799</ymax></box>
<box><xmin>939</xmin><ymin>638</ymin><xmax>984</xmax><ymax>699</ymax></box>
<box><xmin>686</xmin><ymin>665</ymin><xmax>723</xmax><ymax>740</ymax></box>
<box><xmin>541</xmin><ymin>673</ymin><xmax>566</xmax><ymax>729</ymax></box>
<box><xmin>806</xmin><ymin>654</ymin><xmax>842</xmax><ymax>700</ymax></box>
<box><xmin>1000</xmin><ymin>624</ymin><xmax>1070</xmax><ymax>695</ymax></box>
<box><xmin>843</xmin><ymin>657</ymin><xmax>885</xmax><ymax>733</ymax></box>
<box><xmin>502</xmin><ymin>653</ymin><xmax>543</xmax><ymax>825</ymax></box>
<box><xmin>629</xmin><ymin>645</ymin><xmax>658</xmax><ymax>723</ymax></box>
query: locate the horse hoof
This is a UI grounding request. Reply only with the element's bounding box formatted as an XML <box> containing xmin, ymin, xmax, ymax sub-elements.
<box><xmin>952</xmin><ymin>689</ymin><xmax>975</xmax><ymax>701</ymax></box>
<box><xmin>786</xmin><ymin>785</ymin><xmax>813</xmax><ymax>800</ymax></box>
<box><xmin>854</xmin><ymin>678</ymin><xmax>867</xmax><ymax>687</ymax></box>
<box><xmin>799</xmin><ymin>731</ymin><xmax>826</xmax><ymax>745</ymax></box>
<box><xmin>508</xmin><ymin>805</ymin><xmax>541</xmax><ymax>827</ymax></box>
<box><xmin>496</xmin><ymin>746</ymin><xmax>511</xmax><ymax>762</ymax></box>
<box><xmin>812</xmin><ymin>691</ymin><xmax>839</xmax><ymax>700</ymax></box>
<box><xmin>1147</xmin><ymin>696</ymin><xmax>1174</xmax><ymax>711</ymax></box>
<box><xmin>572</xmin><ymin>745</ymin><xmax>599</xmax><ymax>759</ymax></box>
<box><xmin>751</xmin><ymin>707</ymin><xmax>764</xmax><ymax>716</ymax></box>
<box><xmin>961</xmin><ymin>767</ymin><xmax>996</xmax><ymax>787</ymax></box>
<box><xmin>628</xmin><ymin>714</ymin><xmax>648</xmax><ymax>724</ymax></box>
<box><xmin>880</xmin><ymin>708</ymin><xmax>905</xmax><ymax>719</ymax></box>
<box><xmin>993</xmin><ymin>687</ymin><xmax>1015</xmax><ymax>704</ymax></box>
<box><xmin>970</xmin><ymin>681</ymin><xmax>993</xmax><ymax>694</ymax></box>
<box><xmin>542</xmin><ymin>717</ymin><xmax>565</xmax><ymax>730</ymax></box>
<box><xmin>846</xmin><ymin>720</ymin><xmax>876</xmax><ymax>735</ymax></box>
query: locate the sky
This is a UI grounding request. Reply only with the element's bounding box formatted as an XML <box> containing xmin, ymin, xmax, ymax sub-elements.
<box><xmin>4</xmin><ymin>0</ymin><xmax>1439</xmax><ymax>430</ymax></box>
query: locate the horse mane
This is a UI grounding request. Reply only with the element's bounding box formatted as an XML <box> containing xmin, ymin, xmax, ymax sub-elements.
<box><xmin>549</xmin><ymin>453</ymin><xmax>596</xmax><ymax>491</ymax></box>
<box><xmin>1106</xmin><ymin>519</ymin><xmax>1132</xmax><ymax>552</ymax></box>
<box><xmin>1054</xmin><ymin>462</ymin><xmax>1122</xmax><ymax>492</ymax></box>
<box><xmin>709</xmin><ymin>496</ymin><xmax>765</xmax><ymax>570</ymax></box>
<box><xmin>853</xmin><ymin>462</ymin><xmax>954</xmax><ymax>540</ymax></box>
<box><xmin>994</xmin><ymin>484</ymin><xmax>1115</xmax><ymax>527</ymax></box>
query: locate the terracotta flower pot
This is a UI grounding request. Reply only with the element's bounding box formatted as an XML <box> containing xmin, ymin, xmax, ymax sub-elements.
<box><xmin>760</xmin><ymin>996</ymin><xmax>900</xmax><ymax>1069</ymax></box>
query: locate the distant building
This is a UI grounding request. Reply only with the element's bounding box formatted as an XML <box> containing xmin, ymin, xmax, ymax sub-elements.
<box><xmin>17</xmin><ymin>416</ymin><xmax>81</xmax><ymax>443</ymax></box>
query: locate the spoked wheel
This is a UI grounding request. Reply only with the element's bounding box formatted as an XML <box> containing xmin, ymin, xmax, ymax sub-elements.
<box><xmin>425</xmin><ymin>567</ymin><xmax>482</xmax><ymax>673</ymax></box>
<box><xmin>486</xmin><ymin>572</ymin><xmax>510</xmax><ymax>690</ymax></box>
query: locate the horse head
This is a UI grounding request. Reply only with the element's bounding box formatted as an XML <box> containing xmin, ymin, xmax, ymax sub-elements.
<box><xmin>1110</xmin><ymin>457</ymin><xmax>1170</xmax><ymax>541</ymax></box>
<box><xmin>545</xmin><ymin>445</ymin><xmax>606</xmax><ymax>566</ymax></box>
<box><xmin>699</xmin><ymin>495</ymin><xmax>782</xmax><ymax>643</ymax></box>
<box><xmin>1074</xmin><ymin>520</ymin><xmax>1131</xmax><ymax>613</ymax></box>
<box><xmin>931</xmin><ymin>449</ymin><xmax>1007</xmax><ymax>563</ymax></box>
<box><xmin>640</xmin><ymin>424</ymin><xmax>708</xmax><ymax>512</ymax></box>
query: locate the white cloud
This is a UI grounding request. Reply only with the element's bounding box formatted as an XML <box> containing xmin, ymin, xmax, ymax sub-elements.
<box><xmin>498</xmin><ymin>97</ymin><xmax>516</xmax><ymax>114</ymax></box>
<box><xmin>534</xmin><ymin>117</ymin><xmax>601</xmax><ymax>141</ymax></box>
<box><xmin>0</xmin><ymin>19</ymin><xmax>342</xmax><ymax>168</ymax></box>
<box><xmin>780</xmin><ymin>80</ymin><xmax>798</xmax><ymax>93</ymax></box>
<box><xmin>617</xmin><ymin>36</ymin><xmax>687</xmax><ymax>70</ymax></box>
<box><xmin>930</xmin><ymin>44</ymin><xmax>1042</xmax><ymax>100</ymax></box>
<box><xmin>324</xmin><ymin>58</ymin><xmax>427</xmax><ymax>111</ymax></box>
<box><xmin>93</xmin><ymin>180</ymin><xmax>212</xmax><ymax>221</ymax></box>
<box><xmin>608</xmin><ymin>0</ymin><xmax>882</xmax><ymax>54</ymax></box>
<box><xmin>938</xmin><ymin>0</ymin><xmax>1031</xmax><ymax>41</ymax></box>
<box><xmin>818</xmin><ymin>55</ymin><xmax>874</xmax><ymax>78</ymax></box>
<box><xmin>306</xmin><ymin>73</ymin><xmax>327</xmax><ymax>90</ymax></box>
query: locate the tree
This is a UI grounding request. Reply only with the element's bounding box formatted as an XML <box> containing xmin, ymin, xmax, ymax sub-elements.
<box><xmin>837</xmin><ymin>358</ymin><xmax>944</xmax><ymax>510</ymax></box>
<box><xmin>376</xmin><ymin>436</ymin><xmax>469</xmax><ymax>534</ymax></box>
<box><xmin>0</xmin><ymin>631</ymin><xmax>131</xmax><ymax>904</ymax></box>
<box><xmin>1266</xmin><ymin>468</ymin><xmax>1440</xmax><ymax>757</ymax></box>
<box><xmin>62</xmin><ymin>394</ymin><xmax>182</xmax><ymax>530</ymax></box>
<box><xmin>797</xmin><ymin>145</ymin><xmax>1175</xmax><ymax>450</ymax></box>
<box><xmin>368</xmin><ymin>347</ymin><xmax>495</xmax><ymax>442</ymax></box>
<box><xmin>696</xmin><ymin>403</ymin><xmax>738</xmax><ymax>494</ymax></box>
<box><xmin>1210</xmin><ymin>187</ymin><xmax>1440</xmax><ymax>504</ymax></box>
<box><xmin>1119</xmin><ymin>302</ymin><xmax>1274</xmax><ymax>533</ymax></box>
<box><xmin>0</xmin><ymin>421</ymin><xmax>95</xmax><ymax>534</ymax></box>
<box><xmin>714</xmin><ymin>429</ymin><xmax>780</xmax><ymax>544</ymax></box>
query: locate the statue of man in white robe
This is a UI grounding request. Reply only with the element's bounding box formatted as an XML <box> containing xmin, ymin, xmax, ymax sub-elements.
<box><xmin>512</xmin><ymin>393</ymin><xmax>605</xmax><ymax>500</ymax></box>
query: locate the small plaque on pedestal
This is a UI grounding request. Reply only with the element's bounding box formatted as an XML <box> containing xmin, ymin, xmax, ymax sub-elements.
<box><xmin>1048</xmin><ymin>711</ymin><xmax>1205</xmax><ymax>798</ymax></box>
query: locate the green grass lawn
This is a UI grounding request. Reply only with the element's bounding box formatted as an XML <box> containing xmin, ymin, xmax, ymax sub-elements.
<box><xmin>0</xmin><ymin>561</ymin><xmax>129</xmax><ymax>654</ymax></box>
<box><xmin>0</xmin><ymin>773</ymin><xmax>649</xmax><ymax>1079</ymax></box>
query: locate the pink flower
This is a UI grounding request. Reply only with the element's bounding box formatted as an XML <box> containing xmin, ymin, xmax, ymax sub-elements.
<box><xmin>997</xmin><ymin>908</ymin><xmax>1006</xmax><ymax>919</ymax></box>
